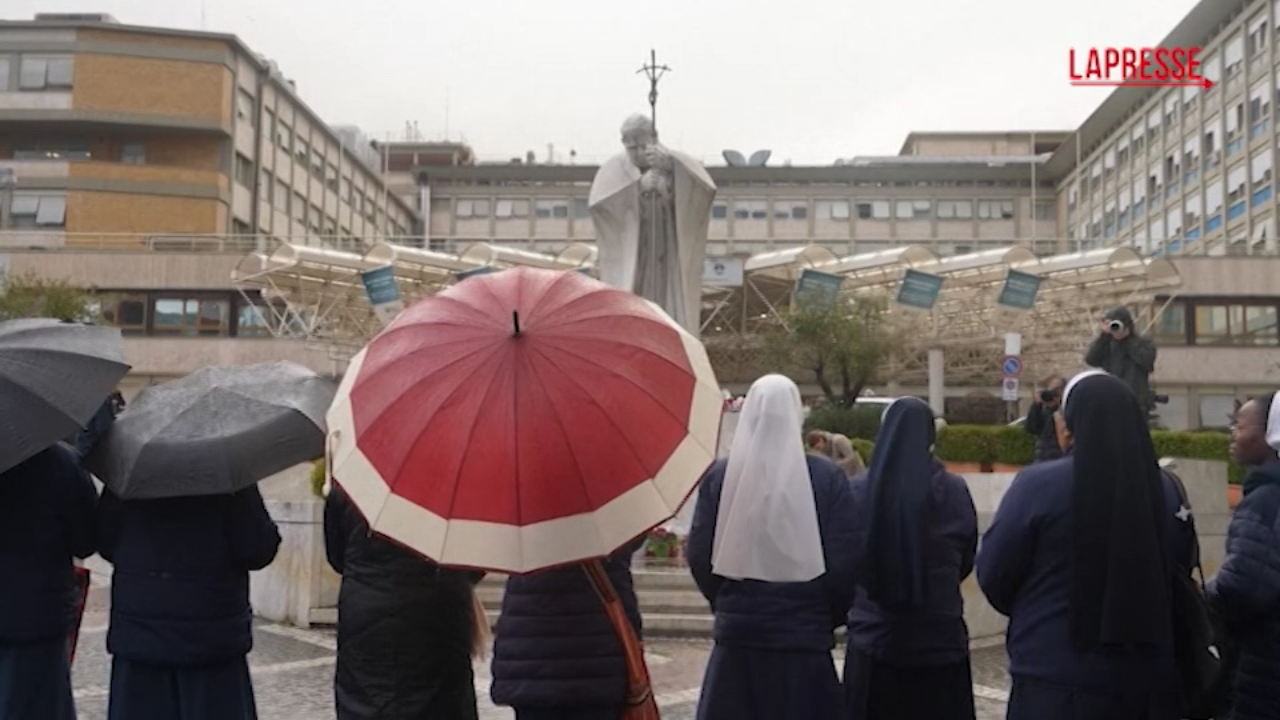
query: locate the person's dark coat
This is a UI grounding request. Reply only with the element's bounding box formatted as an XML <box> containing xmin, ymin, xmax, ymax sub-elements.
<box><xmin>687</xmin><ymin>455</ymin><xmax>858</xmax><ymax>720</ymax></box>
<box><xmin>0</xmin><ymin>443</ymin><xmax>97</xmax><ymax>720</ymax></box>
<box><xmin>489</xmin><ymin>538</ymin><xmax>644</xmax><ymax>712</ymax></box>
<box><xmin>976</xmin><ymin>458</ymin><xmax>1194</xmax><ymax>696</ymax></box>
<box><xmin>1023</xmin><ymin>402</ymin><xmax>1063</xmax><ymax>463</ymax></box>
<box><xmin>847</xmin><ymin>458</ymin><xmax>977</xmax><ymax>666</ymax></box>
<box><xmin>1207</xmin><ymin>461</ymin><xmax>1280</xmax><ymax>720</ymax></box>
<box><xmin>73</xmin><ymin>393</ymin><xmax>121</xmax><ymax>457</ymax></box>
<box><xmin>97</xmin><ymin>485</ymin><xmax>281</xmax><ymax>665</ymax></box>
<box><xmin>1084</xmin><ymin>308</ymin><xmax>1157</xmax><ymax>410</ymax></box>
<box><xmin>324</xmin><ymin>485</ymin><xmax>482</xmax><ymax>720</ymax></box>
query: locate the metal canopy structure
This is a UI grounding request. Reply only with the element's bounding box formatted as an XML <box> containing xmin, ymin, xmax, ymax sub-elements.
<box><xmin>233</xmin><ymin>240</ymin><xmax>1181</xmax><ymax>384</ymax></box>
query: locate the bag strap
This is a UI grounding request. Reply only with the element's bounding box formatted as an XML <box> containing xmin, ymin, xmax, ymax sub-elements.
<box><xmin>583</xmin><ymin>559</ymin><xmax>656</xmax><ymax>709</ymax></box>
<box><xmin>1164</xmin><ymin>468</ymin><xmax>1208</xmax><ymax>588</ymax></box>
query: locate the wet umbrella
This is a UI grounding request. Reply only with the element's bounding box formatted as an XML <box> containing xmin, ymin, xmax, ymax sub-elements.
<box><xmin>88</xmin><ymin>361</ymin><xmax>337</xmax><ymax>499</ymax></box>
<box><xmin>0</xmin><ymin>318</ymin><xmax>130</xmax><ymax>473</ymax></box>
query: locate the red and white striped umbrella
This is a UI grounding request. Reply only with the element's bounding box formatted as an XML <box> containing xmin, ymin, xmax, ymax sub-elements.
<box><xmin>326</xmin><ymin>267</ymin><xmax>722</xmax><ymax>573</ymax></box>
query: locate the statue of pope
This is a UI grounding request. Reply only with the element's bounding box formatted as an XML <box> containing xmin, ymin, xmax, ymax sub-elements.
<box><xmin>588</xmin><ymin>114</ymin><xmax>717</xmax><ymax>335</ymax></box>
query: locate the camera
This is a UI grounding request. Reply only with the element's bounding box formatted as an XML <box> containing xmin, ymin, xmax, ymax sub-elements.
<box><xmin>1039</xmin><ymin>389</ymin><xmax>1057</xmax><ymax>403</ymax></box>
<box><xmin>1106</xmin><ymin>319</ymin><xmax>1125</xmax><ymax>333</ymax></box>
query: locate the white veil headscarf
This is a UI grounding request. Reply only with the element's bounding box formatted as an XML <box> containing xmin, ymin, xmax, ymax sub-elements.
<box><xmin>1062</xmin><ymin>368</ymin><xmax>1110</xmax><ymax>412</ymax></box>
<box><xmin>711</xmin><ymin>374</ymin><xmax>826</xmax><ymax>583</ymax></box>
<box><xmin>1266</xmin><ymin>390</ymin><xmax>1280</xmax><ymax>455</ymax></box>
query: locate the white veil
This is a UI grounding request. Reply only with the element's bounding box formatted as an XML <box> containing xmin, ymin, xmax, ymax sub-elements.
<box><xmin>1266</xmin><ymin>390</ymin><xmax>1280</xmax><ymax>454</ymax></box>
<box><xmin>711</xmin><ymin>374</ymin><xmax>826</xmax><ymax>583</ymax></box>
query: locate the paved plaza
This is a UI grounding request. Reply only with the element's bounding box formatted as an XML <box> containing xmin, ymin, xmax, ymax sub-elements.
<box><xmin>72</xmin><ymin>586</ymin><xmax>1012</xmax><ymax>720</ymax></box>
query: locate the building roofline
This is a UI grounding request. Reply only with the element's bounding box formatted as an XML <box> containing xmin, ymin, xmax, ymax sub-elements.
<box><xmin>898</xmin><ymin>130</ymin><xmax>1075</xmax><ymax>155</ymax></box>
<box><xmin>0</xmin><ymin>16</ymin><xmax>418</xmax><ymax>218</ymax></box>
<box><xmin>415</xmin><ymin>162</ymin><xmax>1054</xmax><ymax>185</ymax></box>
<box><xmin>1044</xmin><ymin>0</ymin><xmax>1250</xmax><ymax>179</ymax></box>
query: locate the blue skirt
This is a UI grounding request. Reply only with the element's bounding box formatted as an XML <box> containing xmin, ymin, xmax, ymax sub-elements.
<box><xmin>843</xmin><ymin>647</ymin><xmax>976</xmax><ymax>720</ymax></box>
<box><xmin>108</xmin><ymin>656</ymin><xmax>258</xmax><ymax>720</ymax></box>
<box><xmin>696</xmin><ymin>644</ymin><xmax>844</xmax><ymax>720</ymax></box>
<box><xmin>1006</xmin><ymin>676</ymin><xmax>1178</xmax><ymax>720</ymax></box>
<box><xmin>0</xmin><ymin>639</ymin><xmax>75</xmax><ymax>720</ymax></box>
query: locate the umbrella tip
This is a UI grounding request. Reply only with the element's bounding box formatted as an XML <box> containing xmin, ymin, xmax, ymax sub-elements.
<box><xmin>512</xmin><ymin>310</ymin><xmax>521</xmax><ymax>337</ymax></box>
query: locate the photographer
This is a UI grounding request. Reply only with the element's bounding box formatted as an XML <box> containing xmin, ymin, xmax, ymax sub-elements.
<box><xmin>1083</xmin><ymin>306</ymin><xmax>1158</xmax><ymax>409</ymax></box>
<box><xmin>1024</xmin><ymin>374</ymin><xmax>1066</xmax><ymax>462</ymax></box>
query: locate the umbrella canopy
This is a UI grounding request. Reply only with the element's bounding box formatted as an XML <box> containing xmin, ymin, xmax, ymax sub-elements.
<box><xmin>88</xmin><ymin>361</ymin><xmax>337</xmax><ymax>499</ymax></box>
<box><xmin>327</xmin><ymin>267</ymin><xmax>722</xmax><ymax>574</ymax></box>
<box><xmin>0</xmin><ymin>319</ymin><xmax>130</xmax><ymax>473</ymax></box>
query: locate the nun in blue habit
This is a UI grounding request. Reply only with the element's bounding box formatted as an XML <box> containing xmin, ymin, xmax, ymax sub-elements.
<box><xmin>843</xmin><ymin>397</ymin><xmax>978</xmax><ymax>720</ymax></box>
<box><xmin>0</xmin><ymin>443</ymin><xmax>98</xmax><ymax>720</ymax></box>
<box><xmin>686</xmin><ymin>374</ymin><xmax>858</xmax><ymax>720</ymax></box>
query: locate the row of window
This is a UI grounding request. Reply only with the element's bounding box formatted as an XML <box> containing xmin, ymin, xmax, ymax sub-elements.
<box><xmin>96</xmin><ymin>291</ymin><xmax>286</xmax><ymax>338</ymax></box>
<box><xmin>0</xmin><ymin>54</ymin><xmax>73</xmax><ymax>92</ymax></box>
<box><xmin>1153</xmin><ymin>296</ymin><xmax>1280</xmax><ymax>346</ymax></box>
<box><xmin>235</xmin><ymin>156</ymin><xmax>409</xmax><ymax>237</ymax></box>
<box><xmin>448</xmin><ymin>197</ymin><xmax>1043</xmax><ymax>223</ymax></box>
<box><xmin>10</xmin><ymin>139</ymin><xmax>146</xmax><ymax>165</ymax></box>
<box><xmin>5</xmin><ymin>193</ymin><xmax>68</xmax><ymax>229</ymax></box>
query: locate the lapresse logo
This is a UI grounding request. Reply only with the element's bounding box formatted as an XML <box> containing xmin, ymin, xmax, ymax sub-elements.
<box><xmin>1069</xmin><ymin>47</ymin><xmax>1212</xmax><ymax>88</ymax></box>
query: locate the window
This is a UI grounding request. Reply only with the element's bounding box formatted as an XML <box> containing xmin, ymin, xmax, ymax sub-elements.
<box><xmin>7</xmin><ymin>193</ymin><xmax>67</xmax><ymax>228</ymax></box>
<box><xmin>856</xmin><ymin>201</ymin><xmax>890</xmax><ymax>220</ymax></box>
<box><xmin>1202</xmin><ymin>52</ymin><xmax>1221</xmax><ymax>89</ymax></box>
<box><xmin>1204</xmin><ymin>115</ymin><xmax>1221</xmax><ymax>167</ymax></box>
<box><xmin>236</xmin><ymin>301</ymin><xmax>275</xmax><ymax>338</ymax></box>
<box><xmin>260</xmin><ymin>170</ymin><xmax>272</xmax><ymax>201</ymax></box>
<box><xmin>1149</xmin><ymin>165</ymin><xmax>1163</xmax><ymax>195</ymax></box>
<box><xmin>151</xmin><ymin>296</ymin><xmax>230</xmax><ymax>337</ymax></box>
<box><xmin>1251</xmin><ymin>148</ymin><xmax>1273</xmax><ymax>190</ymax></box>
<box><xmin>1117</xmin><ymin>142</ymin><xmax>1130</xmax><ymax>168</ymax></box>
<box><xmin>12</xmin><ymin>140</ymin><xmax>91</xmax><ymax>161</ymax></box>
<box><xmin>1184</xmin><ymin>192</ymin><xmax>1202</xmax><ymax>228</ymax></box>
<box><xmin>977</xmin><ymin>200</ymin><xmax>1014</xmax><ymax>220</ymax></box>
<box><xmin>1034</xmin><ymin>201</ymin><xmax>1056</xmax><ymax>221</ymax></box>
<box><xmin>1104</xmin><ymin>147</ymin><xmax>1116</xmax><ymax>175</ymax></box>
<box><xmin>99</xmin><ymin>294</ymin><xmax>149</xmax><ymax>335</ymax></box>
<box><xmin>340</xmin><ymin>177</ymin><xmax>352</xmax><ymax>202</ymax></box>
<box><xmin>1229</xmin><ymin>165</ymin><xmax>1248</xmax><ymax>203</ymax></box>
<box><xmin>18</xmin><ymin>55</ymin><xmax>73</xmax><ymax>90</ymax></box>
<box><xmin>293</xmin><ymin>192</ymin><xmax>306</xmax><ymax>222</ymax></box>
<box><xmin>1166</xmin><ymin>206</ymin><xmax>1182</xmax><ymax>238</ymax></box>
<box><xmin>456</xmin><ymin>199</ymin><xmax>490</xmax><ymax>218</ymax></box>
<box><xmin>732</xmin><ymin>200</ymin><xmax>767</xmax><ymax>220</ymax></box>
<box><xmin>274</xmin><ymin>180</ymin><xmax>290</xmax><ymax>212</ymax></box>
<box><xmin>936</xmin><ymin>200</ymin><xmax>973</xmax><ymax>220</ymax></box>
<box><xmin>895</xmin><ymin>200</ymin><xmax>931</xmax><ymax>220</ymax></box>
<box><xmin>535</xmin><ymin>200</ymin><xmax>569</xmax><ymax>219</ymax></box>
<box><xmin>309</xmin><ymin>204</ymin><xmax>323</xmax><ymax>233</ymax></box>
<box><xmin>774</xmin><ymin>200</ymin><xmax>807</xmax><ymax>220</ymax></box>
<box><xmin>119</xmin><ymin>141</ymin><xmax>145</xmax><ymax>165</ymax></box>
<box><xmin>235</xmin><ymin>89</ymin><xmax>255</xmax><ymax>124</ymax></box>
<box><xmin>1248</xmin><ymin>14</ymin><xmax>1268</xmax><ymax>56</ymax></box>
<box><xmin>572</xmin><ymin>198</ymin><xmax>590</xmax><ymax>219</ymax></box>
<box><xmin>711</xmin><ymin>202</ymin><xmax>728</xmax><ymax>219</ymax></box>
<box><xmin>231</xmin><ymin>219</ymin><xmax>251</xmax><ymax>236</ymax></box>
<box><xmin>494</xmin><ymin>199</ymin><xmax>529</xmax><ymax>218</ymax></box>
<box><xmin>295</xmin><ymin>138</ymin><xmax>309</xmax><ymax>166</ymax></box>
<box><xmin>325</xmin><ymin>163</ymin><xmax>338</xmax><ymax>192</ymax></box>
<box><xmin>1154</xmin><ymin>301</ymin><xmax>1186</xmax><ymax>343</ymax></box>
<box><xmin>1193</xmin><ymin>301</ymin><xmax>1279</xmax><ymax>345</ymax></box>
<box><xmin>1250</xmin><ymin>81</ymin><xmax>1271</xmax><ymax>137</ymax></box>
<box><xmin>815</xmin><ymin>200</ymin><xmax>850</xmax><ymax>220</ymax></box>
<box><xmin>263</xmin><ymin>108</ymin><xmax>275</xmax><ymax>142</ymax></box>
<box><xmin>1131</xmin><ymin>122</ymin><xmax>1146</xmax><ymax>156</ymax></box>
<box><xmin>1163</xmin><ymin>94</ymin><xmax>1178</xmax><ymax>128</ymax></box>
<box><xmin>233</xmin><ymin>153</ymin><xmax>254</xmax><ymax>188</ymax></box>
<box><xmin>0</xmin><ymin>57</ymin><xmax>8</xmax><ymax>91</ymax></box>
<box><xmin>1147</xmin><ymin>107</ymin><xmax>1161</xmax><ymax>143</ymax></box>
<box><xmin>1182</xmin><ymin>82</ymin><xmax>1199</xmax><ymax>113</ymax></box>
<box><xmin>276</xmin><ymin>124</ymin><xmax>292</xmax><ymax>152</ymax></box>
<box><xmin>309</xmin><ymin>149</ymin><xmax>324</xmax><ymax>180</ymax></box>
<box><xmin>1225</xmin><ymin>34</ymin><xmax>1244</xmax><ymax>78</ymax></box>
<box><xmin>1207</xmin><ymin>181</ymin><xmax>1224</xmax><ymax>216</ymax></box>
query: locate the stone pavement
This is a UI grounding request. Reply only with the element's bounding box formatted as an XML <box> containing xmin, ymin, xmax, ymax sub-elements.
<box><xmin>71</xmin><ymin>587</ymin><xmax>1012</xmax><ymax>719</ymax></box>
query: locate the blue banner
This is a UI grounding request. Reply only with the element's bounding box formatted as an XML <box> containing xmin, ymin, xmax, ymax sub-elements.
<box><xmin>896</xmin><ymin>269</ymin><xmax>943</xmax><ymax>310</ymax></box>
<box><xmin>794</xmin><ymin>269</ymin><xmax>844</xmax><ymax>309</ymax></box>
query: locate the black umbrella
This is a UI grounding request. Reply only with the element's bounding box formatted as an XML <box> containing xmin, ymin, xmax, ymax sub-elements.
<box><xmin>87</xmin><ymin>361</ymin><xmax>337</xmax><ymax>499</ymax></box>
<box><xmin>0</xmin><ymin>318</ymin><xmax>130</xmax><ymax>473</ymax></box>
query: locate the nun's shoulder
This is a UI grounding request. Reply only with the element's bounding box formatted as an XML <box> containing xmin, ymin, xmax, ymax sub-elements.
<box><xmin>804</xmin><ymin>453</ymin><xmax>845</xmax><ymax>482</ymax></box>
<box><xmin>1008</xmin><ymin>455</ymin><xmax>1072</xmax><ymax>490</ymax></box>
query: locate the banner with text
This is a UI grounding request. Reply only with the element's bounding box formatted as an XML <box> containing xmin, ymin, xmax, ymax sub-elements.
<box><xmin>794</xmin><ymin>269</ymin><xmax>845</xmax><ymax>309</ymax></box>
<box><xmin>896</xmin><ymin>269</ymin><xmax>944</xmax><ymax>310</ymax></box>
<box><xmin>361</xmin><ymin>265</ymin><xmax>403</xmax><ymax>326</ymax></box>
<box><xmin>997</xmin><ymin>269</ymin><xmax>1042</xmax><ymax>310</ymax></box>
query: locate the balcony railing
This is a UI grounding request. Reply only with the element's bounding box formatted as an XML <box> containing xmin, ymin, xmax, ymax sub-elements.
<box><xmin>0</xmin><ymin>233</ymin><xmax>425</xmax><ymax>253</ymax></box>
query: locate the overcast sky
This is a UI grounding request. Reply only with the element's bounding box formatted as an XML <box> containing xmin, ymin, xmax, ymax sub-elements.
<box><xmin>8</xmin><ymin>0</ymin><xmax>1201</xmax><ymax>164</ymax></box>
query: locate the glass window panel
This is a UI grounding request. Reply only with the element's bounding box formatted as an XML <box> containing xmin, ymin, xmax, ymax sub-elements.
<box><xmin>35</xmin><ymin>195</ymin><xmax>66</xmax><ymax>226</ymax></box>
<box><xmin>18</xmin><ymin>58</ymin><xmax>46</xmax><ymax>89</ymax></box>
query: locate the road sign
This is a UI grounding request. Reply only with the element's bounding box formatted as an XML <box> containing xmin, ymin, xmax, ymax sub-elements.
<box><xmin>1001</xmin><ymin>355</ymin><xmax>1023</xmax><ymax>378</ymax></box>
<box><xmin>1002</xmin><ymin>377</ymin><xmax>1020</xmax><ymax>401</ymax></box>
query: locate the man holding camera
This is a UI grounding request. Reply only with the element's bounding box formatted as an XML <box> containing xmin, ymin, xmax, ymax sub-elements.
<box><xmin>1083</xmin><ymin>306</ymin><xmax>1158</xmax><ymax>410</ymax></box>
<box><xmin>1024</xmin><ymin>374</ymin><xmax>1066</xmax><ymax>462</ymax></box>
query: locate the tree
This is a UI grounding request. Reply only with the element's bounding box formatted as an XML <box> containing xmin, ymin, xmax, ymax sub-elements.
<box><xmin>0</xmin><ymin>271</ymin><xmax>97</xmax><ymax>322</ymax></box>
<box><xmin>765</xmin><ymin>295</ymin><xmax>905</xmax><ymax>406</ymax></box>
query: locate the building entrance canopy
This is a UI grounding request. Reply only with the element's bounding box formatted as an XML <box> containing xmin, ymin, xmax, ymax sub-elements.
<box><xmin>233</xmin><ymin>240</ymin><xmax>1180</xmax><ymax>384</ymax></box>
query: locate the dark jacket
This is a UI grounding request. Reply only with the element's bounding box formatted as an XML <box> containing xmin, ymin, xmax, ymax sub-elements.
<box><xmin>96</xmin><ymin>485</ymin><xmax>281</xmax><ymax>666</ymax></box>
<box><xmin>1084</xmin><ymin>333</ymin><xmax>1157</xmax><ymax>410</ymax></box>
<box><xmin>847</xmin><ymin>459</ymin><xmax>977</xmax><ymax>666</ymax></box>
<box><xmin>1023</xmin><ymin>401</ymin><xmax>1063</xmax><ymax>463</ymax></box>
<box><xmin>489</xmin><ymin>539</ymin><xmax>644</xmax><ymax>709</ymax></box>
<box><xmin>0</xmin><ymin>443</ymin><xmax>98</xmax><ymax>642</ymax></box>
<box><xmin>72</xmin><ymin>393</ymin><xmax>122</xmax><ymax>457</ymax></box>
<box><xmin>687</xmin><ymin>455</ymin><xmax>858</xmax><ymax>651</ymax></box>
<box><xmin>324</xmin><ymin>486</ymin><xmax>482</xmax><ymax>720</ymax></box>
<box><xmin>1207</xmin><ymin>462</ymin><xmax>1280</xmax><ymax>720</ymax></box>
<box><xmin>976</xmin><ymin>457</ymin><xmax>1194</xmax><ymax>692</ymax></box>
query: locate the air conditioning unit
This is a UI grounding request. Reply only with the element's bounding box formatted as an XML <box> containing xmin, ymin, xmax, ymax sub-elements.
<box><xmin>35</xmin><ymin>12</ymin><xmax>118</xmax><ymax>23</ymax></box>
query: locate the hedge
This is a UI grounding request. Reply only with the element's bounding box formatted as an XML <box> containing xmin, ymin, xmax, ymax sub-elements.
<box><xmin>842</xmin><ymin>424</ymin><xmax>1244</xmax><ymax>484</ymax></box>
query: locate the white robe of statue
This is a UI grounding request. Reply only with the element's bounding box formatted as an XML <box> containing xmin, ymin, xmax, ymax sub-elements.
<box><xmin>588</xmin><ymin>114</ymin><xmax>717</xmax><ymax>335</ymax></box>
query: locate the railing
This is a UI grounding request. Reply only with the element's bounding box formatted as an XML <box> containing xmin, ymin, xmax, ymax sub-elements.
<box><xmin>0</xmin><ymin>232</ymin><xmax>427</xmax><ymax>253</ymax></box>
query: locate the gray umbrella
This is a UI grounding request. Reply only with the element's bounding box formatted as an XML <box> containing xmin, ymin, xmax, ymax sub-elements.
<box><xmin>87</xmin><ymin>361</ymin><xmax>338</xmax><ymax>499</ymax></box>
<box><xmin>0</xmin><ymin>318</ymin><xmax>130</xmax><ymax>473</ymax></box>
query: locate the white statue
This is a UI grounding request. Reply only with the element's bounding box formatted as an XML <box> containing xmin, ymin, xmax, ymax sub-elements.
<box><xmin>588</xmin><ymin>114</ymin><xmax>716</xmax><ymax>335</ymax></box>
